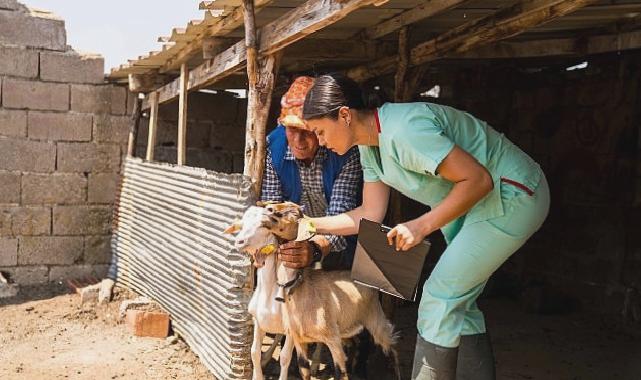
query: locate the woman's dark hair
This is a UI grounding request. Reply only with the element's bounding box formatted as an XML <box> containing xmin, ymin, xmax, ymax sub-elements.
<box><xmin>303</xmin><ymin>73</ymin><xmax>387</xmax><ymax>120</ymax></box>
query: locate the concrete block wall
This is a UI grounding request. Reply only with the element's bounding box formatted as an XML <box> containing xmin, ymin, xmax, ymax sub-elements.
<box><xmin>0</xmin><ymin>1</ymin><xmax>133</xmax><ymax>285</ymax></box>
<box><xmin>135</xmin><ymin>91</ymin><xmax>248</xmax><ymax>173</ymax></box>
<box><xmin>422</xmin><ymin>51</ymin><xmax>641</xmax><ymax>311</ymax></box>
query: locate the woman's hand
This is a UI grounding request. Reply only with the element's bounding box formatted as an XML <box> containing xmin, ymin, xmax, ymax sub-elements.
<box><xmin>386</xmin><ymin>215</ymin><xmax>434</xmax><ymax>251</ymax></box>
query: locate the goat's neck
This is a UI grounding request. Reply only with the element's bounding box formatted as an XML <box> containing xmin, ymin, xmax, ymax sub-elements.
<box><xmin>248</xmin><ymin>234</ymin><xmax>282</xmax><ymax>324</ymax></box>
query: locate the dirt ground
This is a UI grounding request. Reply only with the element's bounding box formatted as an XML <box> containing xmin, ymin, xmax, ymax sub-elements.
<box><xmin>1</xmin><ymin>284</ymin><xmax>640</xmax><ymax>380</ymax></box>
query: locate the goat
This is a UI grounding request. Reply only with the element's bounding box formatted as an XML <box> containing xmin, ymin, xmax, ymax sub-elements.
<box><xmin>226</xmin><ymin>202</ymin><xmax>400</xmax><ymax>380</ymax></box>
<box><xmin>225</xmin><ymin>205</ymin><xmax>294</xmax><ymax>380</ymax></box>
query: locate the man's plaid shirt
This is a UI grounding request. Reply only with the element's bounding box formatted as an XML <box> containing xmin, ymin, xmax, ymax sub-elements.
<box><xmin>261</xmin><ymin>145</ymin><xmax>362</xmax><ymax>252</ymax></box>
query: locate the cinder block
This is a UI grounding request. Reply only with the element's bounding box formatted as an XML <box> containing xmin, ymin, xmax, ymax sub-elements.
<box><xmin>49</xmin><ymin>264</ymin><xmax>108</xmax><ymax>282</ymax></box>
<box><xmin>56</xmin><ymin>143</ymin><xmax>121</xmax><ymax>173</ymax></box>
<box><xmin>126</xmin><ymin>91</ymin><xmax>137</xmax><ymax>115</ymax></box>
<box><xmin>2</xmin><ymin>78</ymin><xmax>69</xmax><ymax>111</ymax></box>
<box><xmin>88</xmin><ymin>173</ymin><xmax>120</xmax><ymax>203</ymax></box>
<box><xmin>93</xmin><ymin>115</ymin><xmax>130</xmax><ymax>144</ymax></box>
<box><xmin>21</xmin><ymin>173</ymin><xmax>86</xmax><ymax>204</ymax></box>
<box><xmin>125</xmin><ymin>309</ymin><xmax>170</xmax><ymax>338</ymax></box>
<box><xmin>40</xmin><ymin>51</ymin><xmax>104</xmax><ymax>84</ymax></box>
<box><xmin>14</xmin><ymin>265</ymin><xmax>49</xmax><ymax>285</ymax></box>
<box><xmin>0</xmin><ymin>45</ymin><xmax>38</xmax><ymax>78</ymax></box>
<box><xmin>0</xmin><ymin>138</ymin><xmax>56</xmax><ymax>172</ymax></box>
<box><xmin>0</xmin><ymin>238</ymin><xmax>18</xmax><ymax>266</ymax></box>
<box><xmin>0</xmin><ymin>0</ymin><xmax>21</xmax><ymax>10</ymax></box>
<box><xmin>0</xmin><ymin>171</ymin><xmax>20</xmax><ymax>203</ymax></box>
<box><xmin>0</xmin><ymin>109</ymin><xmax>27</xmax><ymax>137</ymax></box>
<box><xmin>53</xmin><ymin>205</ymin><xmax>112</xmax><ymax>235</ymax></box>
<box><xmin>18</xmin><ymin>236</ymin><xmax>82</xmax><ymax>265</ymax></box>
<box><xmin>28</xmin><ymin>111</ymin><xmax>92</xmax><ymax>141</ymax></box>
<box><xmin>70</xmin><ymin>85</ymin><xmax>127</xmax><ymax>115</ymax></box>
<box><xmin>0</xmin><ymin>206</ymin><xmax>50</xmax><ymax>236</ymax></box>
<box><xmin>211</xmin><ymin>123</ymin><xmax>245</xmax><ymax>151</ymax></box>
<box><xmin>0</xmin><ymin>9</ymin><xmax>66</xmax><ymax>50</ymax></box>
<box><xmin>84</xmin><ymin>235</ymin><xmax>112</xmax><ymax>264</ymax></box>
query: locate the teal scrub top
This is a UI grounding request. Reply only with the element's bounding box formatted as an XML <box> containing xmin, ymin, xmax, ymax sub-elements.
<box><xmin>358</xmin><ymin>102</ymin><xmax>542</xmax><ymax>227</ymax></box>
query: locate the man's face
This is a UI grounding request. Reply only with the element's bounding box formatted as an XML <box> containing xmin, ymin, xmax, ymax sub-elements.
<box><xmin>284</xmin><ymin>126</ymin><xmax>319</xmax><ymax>161</ymax></box>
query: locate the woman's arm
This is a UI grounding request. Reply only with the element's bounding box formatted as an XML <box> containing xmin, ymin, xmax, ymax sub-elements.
<box><xmin>387</xmin><ymin>145</ymin><xmax>493</xmax><ymax>250</ymax></box>
<box><xmin>312</xmin><ymin>180</ymin><xmax>390</xmax><ymax>236</ymax></box>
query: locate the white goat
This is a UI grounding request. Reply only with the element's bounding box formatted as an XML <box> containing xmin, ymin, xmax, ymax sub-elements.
<box><xmin>225</xmin><ymin>206</ymin><xmax>294</xmax><ymax>380</ymax></box>
<box><xmin>226</xmin><ymin>203</ymin><xmax>400</xmax><ymax>380</ymax></box>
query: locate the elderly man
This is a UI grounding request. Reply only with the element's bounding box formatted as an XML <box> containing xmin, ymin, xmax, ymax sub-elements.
<box><xmin>261</xmin><ymin>76</ymin><xmax>363</xmax><ymax>270</ymax></box>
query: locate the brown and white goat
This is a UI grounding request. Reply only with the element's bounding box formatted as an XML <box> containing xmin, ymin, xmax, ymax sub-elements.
<box><xmin>226</xmin><ymin>202</ymin><xmax>400</xmax><ymax>380</ymax></box>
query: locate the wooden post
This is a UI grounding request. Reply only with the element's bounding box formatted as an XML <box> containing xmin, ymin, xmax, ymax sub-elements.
<box><xmin>145</xmin><ymin>91</ymin><xmax>159</xmax><ymax>161</ymax></box>
<box><xmin>177</xmin><ymin>63</ymin><xmax>189</xmax><ymax>166</ymax></box>
<box><xmin>242</xmin><ymin>0</ymin><xmax>281</xmax><ymax>197</ymax></box>
<box><xmin>382</xmin><ymin>26</ymin><xmax>412</xmax><ymax>321</ymax></box>
<box><xmin>127</xmin><ymin>94</ymin><xmax>142</xmax><ymax>157</ymax></box>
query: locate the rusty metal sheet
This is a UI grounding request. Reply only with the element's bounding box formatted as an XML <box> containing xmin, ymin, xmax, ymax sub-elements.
<box><xmin>112</xmin><ymin>157</ymin><xmax>254</xmax><ymax>379</ymax></box>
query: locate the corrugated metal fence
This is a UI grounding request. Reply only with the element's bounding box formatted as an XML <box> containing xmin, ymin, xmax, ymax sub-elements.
<box><xmin>112</xmin><ymin>157</ymin><xmax>254</xmax><ymax>379</ymax></box>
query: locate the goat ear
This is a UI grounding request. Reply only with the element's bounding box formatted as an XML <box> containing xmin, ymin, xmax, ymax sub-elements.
<box><xmin>223</xmin><ymin>221</ymin><xmax>242</xmax><ymax>234</ymax></box>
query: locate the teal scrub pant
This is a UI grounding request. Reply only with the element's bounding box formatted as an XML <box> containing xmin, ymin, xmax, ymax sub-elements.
<box><xmin>417</xmin><ymin>175</ymin><xmax>550</xmax><ymax>348</ymax></box>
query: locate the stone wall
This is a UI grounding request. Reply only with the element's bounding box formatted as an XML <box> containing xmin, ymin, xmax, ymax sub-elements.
<box><xmin>0</xmin><ymin>1</ymin><xmax>133</xmax><ymax>284</ymax></box>
<box><xmin>421</xmin><ymin>51</ymin><xmax>641</xmax><ymax>311</ymax></box>
<box><xmin>135</xmin><ymin>91</ymin><xmax>247</xmax><ymax>173</ymax></box>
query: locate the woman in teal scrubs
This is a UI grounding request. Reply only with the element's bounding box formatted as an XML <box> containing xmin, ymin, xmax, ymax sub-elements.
<box><xmin>301</xmin><ymin>74</ymin><xmax>550</xmax><ymax>380</ymax></box>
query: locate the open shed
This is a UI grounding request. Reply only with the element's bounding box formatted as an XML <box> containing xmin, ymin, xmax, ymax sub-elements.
<box><xmin>106</xmin><ymin>0</ymin><xmax>641</xmax><ymax>379</ymax></box>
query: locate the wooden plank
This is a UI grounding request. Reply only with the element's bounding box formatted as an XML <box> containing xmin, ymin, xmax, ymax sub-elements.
<box><xmin>347</xmin><ymin>0</ymin><xmax>598</xmax><ymax>82</ymax></box>
<box><xmin>258</xmin><ymin>0</ymin><xmax>379</xmax><ymax>56</ymax></box>
<box><xmin>127</xmin><ymin>95</ymin><xmax>142</xmax><ymax>157</ymax></box>
<box><xmin>159</xmin><ymin>0</ymin><xmax>273</xmax><ymax>74</ymax></box>
<box><xmin>244</xmin><ymin>52</ymin><xmax>282</xmax><ymax>196</ymax></box>
<box><xmin>451</xmin><ymin>29</ymin><xmax>641</xmax><ymax>59</ymax></box>
<box><xmin>146</xmin><ymin>0</ymin><xmax>377</xmax><ymax>109</ymax></box>
<box><xmin>366</xmin><ymin>0</ymin><xmax>468</xmax><ymax>39</ymax></box>
<box><xmin>145</xmin><ymin>92</ymin><xmax>159</xmax><ymax>161</ymax></box>
<box><xmin>177</xmin><ymin>63</ymin><xmax>189</xmax><ymax>166</ymax></box>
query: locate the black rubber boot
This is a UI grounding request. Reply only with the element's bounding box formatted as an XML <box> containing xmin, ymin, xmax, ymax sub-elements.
<box><xmin>456</xmin><ymin>333</ymin><xmax>496</xmax><ymax>380</ymax></box>
<box><xmin>411</xmin><ymin>334</ymin><xmax>458</xmax><ymax>380</ymax></box>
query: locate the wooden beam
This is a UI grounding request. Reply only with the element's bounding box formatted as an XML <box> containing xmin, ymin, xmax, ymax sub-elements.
<box><xmin>243</xmin><ymin>0</ymin><xmax>258</xmax><ymax>89</ymax></box>
<box><xmin>177</xmin><ymin>63</ymin><xmax>189</xmax><ymax>166</ymax></box>
<box><xmin>159</xmin><ymin>0</ymin><xmax>272</xmax><ymax>74</ymax></box>
<box><xmin>128</xmin><ymin>72</ymin><xmax>169</xmax><ymax>93</ymax></box>
<box><xmin>394</xmin><ymin>26</ymin><xmax>409</xmax><ymax>103</ymax></box>
<box><xmin>145</xmin><ymin>91</ymin><xmax>159</xmax><ymax>161</ymax></box>
<box><xmin>127</xmin><ymin>95</ymin><xmax>142</xmax><ymax>157</ymax></box>
<box><xmin>366</xmin><ymin>0</ymin><xmax>467</xmax><ymax>40</ymax></box>
<box><xmin>244</xmin><ymin>53</ymin><xmax>282</xmax><ymax>195</ymax></box>
<box><xmin>451</xmin><ymin>29</ymin><xmax>641</xmax><ymax>59</ymax></box>
<box><xmin>202</xmin><ymin>37</ymin><xmax>233</xmax><ymax>59</ymax></box>
<box><xmin>348</xmin><ymin>0</ymin><xmax>598</xmax><ymax>82</ymax></box>
<box><xmin>144</xmin><ymin>0</ymin><xmax>377</xmax><ymax>110</ymax></box>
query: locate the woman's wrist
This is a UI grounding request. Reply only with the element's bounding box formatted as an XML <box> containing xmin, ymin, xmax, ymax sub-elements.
<box><xmin>417</xmin><ymin>212</ymin><xmax>437</xmax><ymax>237</ymax></box>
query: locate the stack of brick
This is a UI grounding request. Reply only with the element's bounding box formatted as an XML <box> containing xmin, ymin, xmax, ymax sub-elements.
<box><xmin>0</xmin><ymin>0</ymin><xmax>133</xmax><ymax>285</ymax></box>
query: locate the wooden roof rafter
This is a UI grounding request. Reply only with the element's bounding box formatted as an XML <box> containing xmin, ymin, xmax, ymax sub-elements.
<box><xmin>364</xmin><ymin>0</ymin><xmax>469</xmax><ymax>40</ymax></box>
<box><xmin>347</xmin><ymin>0</ymin><xmax>600</xmax><ymax>82</ymax></box>
<box><xmin>143</xmin><ymin>0</ymin><xmax>382</xmax><ymax>109</ymax></box>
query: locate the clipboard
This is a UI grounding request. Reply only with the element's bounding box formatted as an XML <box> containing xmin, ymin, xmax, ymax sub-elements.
<box><xmin>351</xmin><ymin>219</ymin><xmax>430</xmax><ymax>301</ymax></box>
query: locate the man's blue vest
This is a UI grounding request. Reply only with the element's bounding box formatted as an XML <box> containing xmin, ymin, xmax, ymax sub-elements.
<box><xmin>267</xmin><ymin>125</ymin><xmax>361</xmax><ymax>266</ymax></box>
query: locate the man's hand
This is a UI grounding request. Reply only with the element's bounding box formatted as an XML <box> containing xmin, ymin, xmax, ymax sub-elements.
<box><xmin>278</xmin><ymin>241</ymin><xmax>314</xmax><ymax>269</ymax></box>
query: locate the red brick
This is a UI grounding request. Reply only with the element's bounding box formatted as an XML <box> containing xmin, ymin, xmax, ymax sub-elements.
<box><xmin>125</xmin><ymin>309</ymin><xmax>170</xmax><ymax>338</ymax></box>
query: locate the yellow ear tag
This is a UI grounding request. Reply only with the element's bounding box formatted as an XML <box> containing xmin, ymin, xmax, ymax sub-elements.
<box><xmin>296</xmin><ymin>217</ymin><xmax>316</xmax><ymax>241</ymax></box>
<box><xmin>259</xmin><ymin>244</ymin><xmax>277</xmax><ymax>255</ymax></box>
